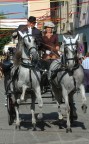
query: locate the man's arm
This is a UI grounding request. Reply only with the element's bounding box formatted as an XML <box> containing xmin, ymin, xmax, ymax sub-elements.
<box><xmin>12</xmin><ymin>25</ymin><xmax>25</xmax><ymax>38</ymax></box>
<box><xmin>12</xmin><ymin>27</ymin><xmax>19</xmax><ymax>38</ymax></box>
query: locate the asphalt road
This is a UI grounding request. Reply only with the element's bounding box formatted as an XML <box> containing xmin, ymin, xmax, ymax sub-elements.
<box><xmin>0</xmin><ymin>78</ymin><xmax>89</xmax><ymax>144</ymax></box>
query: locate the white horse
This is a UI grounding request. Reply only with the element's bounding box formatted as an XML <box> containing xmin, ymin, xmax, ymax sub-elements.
<box><xmin>10</xmin><ymin>31</ymin><xmax>43</xmax><ymax>130</ymax></box>
<box><xmin>48</xmin><ymin>34</ymin><xmax>87</xmax><ymax>132</ymax></box>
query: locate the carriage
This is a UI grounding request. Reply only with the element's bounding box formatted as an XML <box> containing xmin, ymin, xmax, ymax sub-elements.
<box><xmin>2</xmin><ymin>32</ymin><xmax>87</xmax><ymax>132</ymax></box>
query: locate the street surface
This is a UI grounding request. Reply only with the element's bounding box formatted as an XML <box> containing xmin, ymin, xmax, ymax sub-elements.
<box><xmin>0</xmin><ymin>78</ymin><xmax>89</xmax><ymax>144</ymax></box>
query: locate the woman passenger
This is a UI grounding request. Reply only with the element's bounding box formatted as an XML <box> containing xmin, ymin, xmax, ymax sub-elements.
<box><xmin>42</xmin><ymin>21</ymin><xmax>60</xmax><ymax>60</ymax></box>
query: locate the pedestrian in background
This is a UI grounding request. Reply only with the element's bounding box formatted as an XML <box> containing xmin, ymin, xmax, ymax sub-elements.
<box><xmin>82</xmin><ymin>52</ymin><xmax>89</xmax><ymax>92</ymax></box>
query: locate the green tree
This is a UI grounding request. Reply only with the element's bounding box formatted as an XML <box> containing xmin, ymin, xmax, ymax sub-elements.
<box><xmin>0</xmin><ymin>12</ymin><xmax>12</xmax><ymax>54</ymax></box>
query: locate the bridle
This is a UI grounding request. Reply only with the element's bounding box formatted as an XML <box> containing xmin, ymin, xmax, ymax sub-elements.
<box><xmin>23</xmin><ymin>34</ymin><xmax>38</xmax><ymax>59</ymax></box>
<box><xmin>63</xmin><ymin>38</ymin><xmax>79</xmax><ymax>70</ymax></box>
<box><xmin>64</xmin><ymin>37</ymin><xmax>77</xmax><ymax>61</ymax></box>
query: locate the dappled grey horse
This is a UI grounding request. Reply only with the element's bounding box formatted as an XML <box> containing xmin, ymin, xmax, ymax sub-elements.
<box><xmin>10</xmin><ymin>31</ymin><xmax>43</xmax><ymax>130</ymax></box>
<box><xmin>48</xmin><ymin>34</ymin><xmax>87</xmax><ymax>132</ymax></box>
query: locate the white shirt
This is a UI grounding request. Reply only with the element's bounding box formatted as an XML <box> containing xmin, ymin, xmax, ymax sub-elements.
<box><xmin>28</xmin><ymin>27</ymin><xmax>32</xmax><ymax>34</ymax></box>
<box><xmin>82</xmin><ymin>57</ymin><xmax>89</xmax><ymax>69</ymax></box>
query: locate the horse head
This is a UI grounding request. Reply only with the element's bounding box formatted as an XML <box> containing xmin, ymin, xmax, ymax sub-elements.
<box><xmin>61</xmin><ymin>34</ymin><xmax>79</xmax><ymax>70</ymax></box>
<box><xmin>18</xmin><ymin>31</ymin><xmax>38</xmax><ymax>63</ymax></box>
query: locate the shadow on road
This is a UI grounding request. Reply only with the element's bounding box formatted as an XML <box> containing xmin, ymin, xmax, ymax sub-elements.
<box><xmin>19</xmin><ymin>112</ymin><xmax>86</xmax><ymax>131</ymax></box>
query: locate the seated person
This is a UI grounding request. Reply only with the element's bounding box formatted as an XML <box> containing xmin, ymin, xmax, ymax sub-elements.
<box><xmin>40</xmin><ymin>21</ymin><xmax>60</xmax><ymax>92</ymax></box>
<box><xmin>40</xmin><ymin>21</ymin><xmax>60</xmax><ymax>71</ymax></box>
<box><xmin>42</xmin><ymin>21</ymin><xmax>60</xmax><ymax>59</ymax></box>
<box><xmin>2</xmin><ymin>53</ymin><xmax>13</xmax><ymax>95</ymax></box>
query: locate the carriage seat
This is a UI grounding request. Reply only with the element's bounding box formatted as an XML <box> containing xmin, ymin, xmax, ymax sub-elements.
<box><xmin>2</xmin><ymin>59</ymin><xmax>13</xmax><ymax>73</ymax></box>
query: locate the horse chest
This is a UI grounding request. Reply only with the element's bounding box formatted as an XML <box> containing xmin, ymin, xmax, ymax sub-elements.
<box><xmin>17</xmin><ymin>68</ymin><xmax>31</xmax><ymax>86</ymax></box>
<box><xmin>61</xmin><ymin>73</ymin><xmax>75</xmax><ymax>92</ymax></box>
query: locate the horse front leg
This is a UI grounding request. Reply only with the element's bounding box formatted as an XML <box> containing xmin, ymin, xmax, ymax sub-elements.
<box><xmin>17</xmin><ymin>85</ymin><xmax>28</xmax><ymax>104</ymax></box>
<box><xmin>30</xmin><ymin>94</ymin><xmax>36</xmax><ymax>131</ymax></box>
<box><xmin>62</xmin><ymin>86</ymin><xmax>72</xmax><ymax>133</ymax></box>
<box><xmin>35</xmin><ymin>86</ymin><xmax>43</xmax><ymax>120</ymax></box>
<box><xmin>14</xmin><ymin>105</ymin><xmax>20</xmax><ymax>129</ymax></box>
<box><xmin>52</xmin><ymin>85</ymin><xmax>63</xmax><ymax>121</ymax></box>
<box><xmin>80</xmin><ymin>84</ymin><xmax>87</xmax><ymax>113</ymax></box>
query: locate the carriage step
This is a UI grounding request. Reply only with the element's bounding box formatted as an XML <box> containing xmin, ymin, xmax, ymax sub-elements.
<box><xmin>42</xmin><ymin>96</ymin><xmax>52</xmax><ymax>98</ymax></box>
<box><xmin>20</xmin><ymin>101</ymin><xmax>56</xmax><ymax>105</ymax></box>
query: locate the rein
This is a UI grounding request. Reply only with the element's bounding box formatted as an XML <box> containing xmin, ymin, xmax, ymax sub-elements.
<box><xmin>21</xmin><ymin>61</ymin><xmax>33</xmax><ymax>68</ymax></box>
<box><xmin>63</xmin><ymin>38</ymin><xmax>78</xmax><ymax>68</ymax></box>
<box><xmin>21</xmin><ymin>61</ymin><xmax>40</xmax><ymax>87</ymax></box>
<box><xmin>24</xmin><ymin>46</ymin><xmax>37</xmax><ymax>57</ymax></box>
<box><xmin>41</xmin><ymin>42</ymin><xmax>60</xmax><ymax>58</ymax></box>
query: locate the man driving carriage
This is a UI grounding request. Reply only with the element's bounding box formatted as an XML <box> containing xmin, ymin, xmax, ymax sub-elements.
<box><xmin>12</xmin><ymin>16</ymin><xmax>43</xmax><ymax>68</ymax></box>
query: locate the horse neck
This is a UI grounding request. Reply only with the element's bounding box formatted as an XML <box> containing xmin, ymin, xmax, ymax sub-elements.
<box><xmin>9</xmin><ymin>55</ymin><xmax>13</xmax><ymax>63</ymax></box>
<box><xmin>68</xmin><ymin>52</ymin><xmax>75</xmax><ymax>68</ymax></box>
<box><xmin>65</xmin><ymin>46</ymin><xmax>76</xmax><ymax>70</ymax></box>
<box><xmin>22</xmin><ymin>47</ymin><xmax>31</xmax><ymax>63</ymax></box>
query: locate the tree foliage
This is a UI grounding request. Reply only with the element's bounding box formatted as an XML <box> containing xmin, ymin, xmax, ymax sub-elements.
<box><xmin>0</xmin><ymin>12</ymin><xmax>12</xmax><ymax>54</ymax></box>
<box><xmin>0</xmin><ymin>30</ymin><xmax>12</xmax><ymax>49</ymax></box>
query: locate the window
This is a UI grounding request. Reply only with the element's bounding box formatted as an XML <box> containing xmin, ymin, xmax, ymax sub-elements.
<box><xmin>77</xmin><ymin>0</ymin><xmax>79</xmax><ymax>17</ymax></box>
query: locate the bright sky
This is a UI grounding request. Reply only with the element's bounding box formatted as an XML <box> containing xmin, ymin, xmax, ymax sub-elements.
<box><xmin>0</xmin><ymin>2</ymin><xmax>27</xmax><ymax>19</ymax></box>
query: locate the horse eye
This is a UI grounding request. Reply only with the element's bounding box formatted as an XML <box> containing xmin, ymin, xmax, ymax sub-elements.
<box><xmin>73</xmin><ymin>46</ymin><xmax>76</xmax><ymax>50</ymax></box>
<box><xmin>34</xmin><ymin>40</ymin><xmax>36</xmax><ymax>42</ymax></box>
<box><xmin>65</xmin><ymin>49</ymin><xmax>68</xmax><ymax>54</ymax></box>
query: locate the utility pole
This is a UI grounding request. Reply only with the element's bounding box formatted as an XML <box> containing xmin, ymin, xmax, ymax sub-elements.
<box><xmin>66</xmin><ymin>1</ymin><xmax>69</xmax><ymax>32</ymax></box>
<box><xmin>59</xmin><ymin>2</ymin><xmax>62</xmax><ymax>34</ymax></box>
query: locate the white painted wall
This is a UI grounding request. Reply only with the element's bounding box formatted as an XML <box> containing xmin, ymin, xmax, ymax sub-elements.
<box><xmin>0</xmin><ymin>19</ymin><xmax>27</xmax><ymax>28</ymax></box>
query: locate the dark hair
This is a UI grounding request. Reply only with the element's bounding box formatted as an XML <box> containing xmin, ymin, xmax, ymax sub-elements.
<box><xmin>86</xmin><ymin>52</ymin><xmax>89</xmax><ymax>57</ymax></box>
<box><xmin>27</xmin><ymin>16</ymin><xmax>36</xmax><ymax>23</ymax></box>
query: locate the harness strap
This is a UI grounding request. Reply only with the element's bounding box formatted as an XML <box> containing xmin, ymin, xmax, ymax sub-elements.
<box><xmin>73</xmin><ymin>77</ymin><xmax>76</xmax><ymax>90</ymax></box>
<box><xmin>32</xmin><ymin>69</ymin><xmax>40</xmax><ymax>85</ymax></box>
<box><xmin>29</xmin><ymin>69</ymin><xmax>32</xmax><ymax>89</ymax></box>
<box><xmin>29</xmin><ymin>68</ymin><xmax>41</xmax><ymax>89</ymax></box>
<box><xmin>52</xmin><ymin>67</ymin><xmax>77</xmax><ymax>90</ymax></box>
<box><xmin>58</xmin><ymin>71</ymin><xmax>67</xmax><ymax>83</ymax></box>
<box><xmin>21</xmin><ymin>62</ymin><xmax>33</xmax><ymax>68</ymax></box>
<box><xmin>21</xmin><ymin>62</ymin><xmax>40</xmax><ymax>88</ymax></box>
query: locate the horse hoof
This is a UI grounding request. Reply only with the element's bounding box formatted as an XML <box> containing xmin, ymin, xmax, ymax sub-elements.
<box><xmin>33</xmin><ymin>124</ymin><xmax>36</xmax><ymax>131</ymax></box>
<box><xmin>20</xmin><ymin>98</ymin><xmax>24</xmax><ymax>102</ymax></box>
<box><xmin>81</xmin><ymin>104</ymin><xmax>87</xmax><ymax>113</ymax></box>
<box><xmin>15</xmin><ymin>125</ymin><xmax>20</xmax><ymax>130</ymax></box>
<box><xmin>66</xmin><ymin>128</ymin><xmax>72</xmax><ymax>133</ymax></box>
<box><xmin>37</xmin><ymin>113</ymin><xmax>43</xmax><ymax>120</ymax></box>
<box><xmin>58</xmin><ymin>114</ymin><xmax>63</xmax><ymax>120</ymax></box>
<box><xmin>33</xmin><ymin>127</ymin><xmax>36</xmax><ymax>131</ymax></box>
<box><xmin>17</xmin><ymin>99</ymin><xmax>21</xmax><ymax>104</ymax></box>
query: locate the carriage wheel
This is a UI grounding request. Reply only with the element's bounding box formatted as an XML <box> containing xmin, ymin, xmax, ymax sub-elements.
<box><xmin>7</xmin><ymin>94</ymin><xmax>16</xmax><ymax>125</ymax></box>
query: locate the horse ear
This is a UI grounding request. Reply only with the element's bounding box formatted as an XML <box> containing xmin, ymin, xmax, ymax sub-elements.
<box><xmin>18</xmin><ymin>31</ymin><xmax>25</xmax><ymax>38</ymax></box>
<box><xmin>63</xmin><ymin>35</ymin><xmax>67</xmax><ymax>42</ymax></box>
<box><xmin>74</xmin><ymin>34</ymin><xmax>79</xmax><ymax>42</ymax></box>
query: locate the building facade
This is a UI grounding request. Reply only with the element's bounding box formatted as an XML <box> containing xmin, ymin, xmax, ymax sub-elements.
<box><xmin>50</xmin><ymin>0</ymin><xmax>89</xmax><ymax>54</ymax></box>
<box><xmin>50</xmin><ymin>0</ymin><xmax>74</xmax><ymax>43</ymax></box>
<box><xmin>74</xmin><ymin>0</ymin><xmax>89</xmax><ymax>54</ymax></box>
<box><xmin>28</xmin><ymin>0</ymin><xmax>50</xmax><ymax>30</ymax></box>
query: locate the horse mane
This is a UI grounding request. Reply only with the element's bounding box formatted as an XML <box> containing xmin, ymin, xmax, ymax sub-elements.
<box><xmin>14</xmin><ymin>51</ymin><xmax>22</xmax><ymax>66</ymax></box>
<box><xmin>14</xmin><ymin>38</ymin><xmax>25</xmax><ymax>66</ymax></box>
